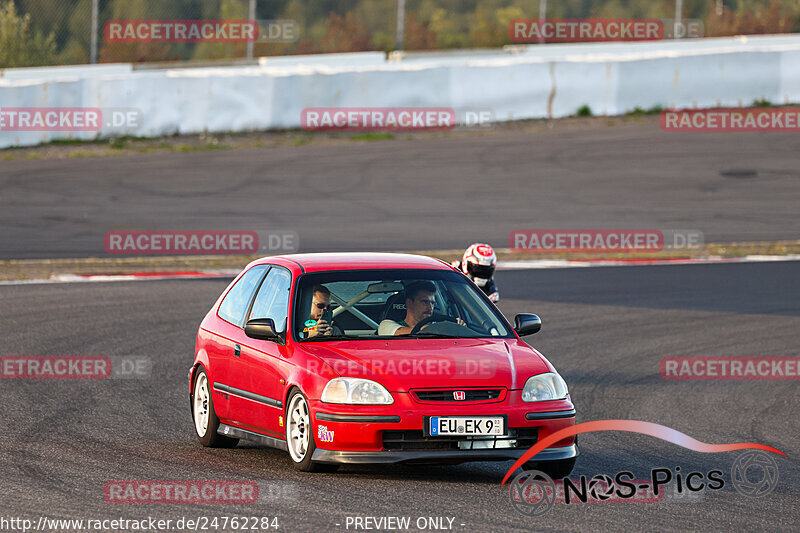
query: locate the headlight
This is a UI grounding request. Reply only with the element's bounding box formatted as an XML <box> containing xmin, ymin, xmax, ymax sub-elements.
<box><xmin>321</xmin><ymin>378</ymin><xmax>394</xmax><ymax>405</ymax></box>
<box><xmin>521</xmin><ymin>372</ymin><xmax>568</xmax><ymax>402</ymax></box>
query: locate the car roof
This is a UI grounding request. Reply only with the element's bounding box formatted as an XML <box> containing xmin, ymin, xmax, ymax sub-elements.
<box><xmin>259</xmin><ymin>252</ymin><xmax>453</xmax><ymax>273</ymax></box>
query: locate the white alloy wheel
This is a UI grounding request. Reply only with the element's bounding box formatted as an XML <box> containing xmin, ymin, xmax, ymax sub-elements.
<box><xmin>193</xmin><ymin>371</ymin><xmax>210</xmax><ymax>437</ymax></box>
<box><xmin>287</xmin><ymin>393</ymin><xmax>311</xmax><ymax>462</ymax></box>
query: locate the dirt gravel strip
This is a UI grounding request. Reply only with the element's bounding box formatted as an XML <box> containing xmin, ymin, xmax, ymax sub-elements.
<box><xmin>0</xmin><ymin>241</ymin><xmax>798</xmax><ymax>282</ymax></box>
<box><xmin>0</xmin><ymin>114</ymin><xmax>659</xmax><ymax>161</ymax></box>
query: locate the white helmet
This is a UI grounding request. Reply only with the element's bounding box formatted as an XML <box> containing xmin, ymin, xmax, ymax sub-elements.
<box><xmin>461</xmin><ymin>243</ymin><xmax>496</xmax><ymax>287</ymax></box>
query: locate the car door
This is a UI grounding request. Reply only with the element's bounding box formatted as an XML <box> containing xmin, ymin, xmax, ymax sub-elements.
<box><xmin>225</xmin><ymin>265</ymin><xmax>293</xmax><ymax>436</ymax></box>
<box><xmin>207</xmin><ymin>264</ymin><xmax>269</xmax><ymax>421</ymax></box>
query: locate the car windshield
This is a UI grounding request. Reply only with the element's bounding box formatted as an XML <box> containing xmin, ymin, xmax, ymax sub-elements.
<box><xmin>293</xmin><ymin>269</ymin><xmax>512</xmax><ymax>341</ymax></box>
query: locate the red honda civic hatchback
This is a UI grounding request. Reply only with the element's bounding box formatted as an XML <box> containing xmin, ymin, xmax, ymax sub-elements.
<box><xmin>189</xmin><ymin>253</ymin><xmax>577</xmax><ymax>475</ymax></box>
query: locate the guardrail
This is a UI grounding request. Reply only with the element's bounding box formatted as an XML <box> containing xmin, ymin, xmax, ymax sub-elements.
<box><xmin>1</xmin><ymin>36</ymin><xmax>799</xmax><ymax>148</ymax></box>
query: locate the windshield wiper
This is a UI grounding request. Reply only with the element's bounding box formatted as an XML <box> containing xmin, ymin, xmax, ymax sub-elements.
<box><xmin>409</xmin><ymin>332</ymin><xmax>461</xmax><ymax>339</ymax></box>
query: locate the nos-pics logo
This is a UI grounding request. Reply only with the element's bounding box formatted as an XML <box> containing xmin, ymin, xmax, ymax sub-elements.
<box><xmin>508</xmin><ymin>450</ymin><xmax>779</xmax><ymax>516</ymax></box>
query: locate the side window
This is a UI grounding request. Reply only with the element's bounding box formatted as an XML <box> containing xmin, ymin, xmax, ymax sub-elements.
<box><xmin>249</xmin><ymin>267</ymin><xmax>292</xmax><ymax>333</ymax></box>
<box><xmin>218</xmin><ymin>265</ymin><xmax>268</xmax><ymax>326</ymax></box>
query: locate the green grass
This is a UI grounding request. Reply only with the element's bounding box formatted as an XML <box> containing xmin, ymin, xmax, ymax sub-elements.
<box><xmin>752</xmin><ymin>98</ymin><xmax>772</xmax><ymax>108</ymax></box>
<box><xmin>350</xmin><ymin>133</ymin><xmax>395</xmax><ymax>141</ymax></box>
<box><xmin>576</xmin><ymin>105</ymin><xmax>592</xmax><ymax>117</ymax></box>
<box><xmin>49</xmin><ymin>138</ymin><xmax>99</xmax><ymax>146</ymax></box>
<box><xmin>176</xmin><ymin>143</ymin><xmax>230</xmax><ymax>152</ymax></box>
<box><xmin>67</xmin><ymin>150</ymin><xmax>94</xmax><ymax>158</ymax></box>
<box><xmin>108</xmin><ymin>138</ymin><xmax>128</xmax><ymax>149</ymax></box>
<box><xmin>2</xmin><ymin>153</ymin><xmax>15</xmax><ymax>161</ymax></box>
<box><xmin>202</xmin><ymin>143</ymin><xmax>229</xmax><ymax>151</ymax></box>
<box><xmin>628</xmin><ymin>105</ymin><xmax>664</xmax><ymax>116</ymax></box>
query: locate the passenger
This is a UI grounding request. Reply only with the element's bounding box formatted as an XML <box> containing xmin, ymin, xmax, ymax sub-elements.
<box><xmin>301</xmin><ymin>285</ymin><xmax>342</xmax><ymax>338</ymax></box>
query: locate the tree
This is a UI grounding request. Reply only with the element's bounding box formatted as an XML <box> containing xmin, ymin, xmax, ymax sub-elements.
<box><xmin>0</xmin><ymin>0</ymin><xmax>56</xmax><ymax>67</ymax></box>
<box><xmin>99</xmin><ymin>0</ymin><xmax>179</xmax><ymax>63</ymax></box>
<box><xmin>192</xmin><ymin>0</ymin><xmax>248</xmax><ymax>60</ymax></box>
<box><xmin>404</xmin><ymin>12</ymin><xmax>437</xmax><ymax>50</ymax></box>
<box><xmin>705</xmin><ymin>0</ymin><xmax>800</xmax><ymax>36</ymax></box>
<box><xmin>321</xmin><ymin>12</ymin><xmax>370</xmax><ymax>53</ymax></box>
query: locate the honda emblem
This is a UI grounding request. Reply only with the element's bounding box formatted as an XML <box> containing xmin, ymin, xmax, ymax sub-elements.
<box><xmin>453</xmin><ymin>391</ymin><xmax>466</xmax><ymax>401</ymax></box>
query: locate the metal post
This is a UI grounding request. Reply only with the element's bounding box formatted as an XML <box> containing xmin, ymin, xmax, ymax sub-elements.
<box><xmin>395</xmin><ymin>0</ymin><xmax>406</xmax><ymax>51</ymax></box>
<box><xmin>674</xmin><ymin>0</ymin><xmax>683</xmax><ymax>39</ymax></box>
<box><xmin>538</xmin><ymin>0</ymin><xmax>547</xmax><ymax>43</ymax></box>
<box><xmin>246</xmin><ymin>0</ymin><xmax>256</xmax><ymax>60</ymax></box>
<box><xmin>90</xmin><ymin>0</ymin><xmax>98</xmax><ymax>64</ymax></box>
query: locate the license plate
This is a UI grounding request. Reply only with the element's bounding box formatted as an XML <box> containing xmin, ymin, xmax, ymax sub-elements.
<box><xmin>429</xmin><ymin>416</ymin><xmax>504</xmax><ymax>436</ymax></box>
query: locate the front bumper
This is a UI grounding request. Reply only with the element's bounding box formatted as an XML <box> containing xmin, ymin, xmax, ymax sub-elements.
<box><xmin>308</xmin><ymin>391</ymin><xmax>576</xmax><ymax>464</ymax></box>
<box><xmin>311</xmin><ymin>443</ymin><xmax>578</xmax><ymax>465</ymax></box>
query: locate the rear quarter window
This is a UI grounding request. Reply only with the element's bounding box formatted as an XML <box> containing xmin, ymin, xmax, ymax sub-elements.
<box><xmin>217</xmin><ymin>265</ymin><xmax>269</xmax><ymax>326</ymax></box>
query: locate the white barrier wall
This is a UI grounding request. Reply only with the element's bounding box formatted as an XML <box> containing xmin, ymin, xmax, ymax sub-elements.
<box><xmin>258</xmin><ymin>51</ymin><xmax>386</xmax><ymax>68</ymax></box>
<box><xmin>1</xmin><ymin>36</ymin><xmax>800</xmax><ymax>148</ymax></box>
<box><xmin>0</xmin><ymin>63</ymin><xmax>133</xmax><ymax>81</ymax></box>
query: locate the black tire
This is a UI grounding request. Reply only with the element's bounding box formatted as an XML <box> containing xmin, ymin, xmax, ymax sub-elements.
<box><xmin>524</xmin><ymin>457</ymin><xmax>576</xmax><ymax>479</ymax></box>
<box><xmin>191</xmin><ymin>366</ymin><xmax>238</xmax><ymax>448</ymax></box>
<box><xmin>285</xmin><ymin>389</ymin><xmax>339</xmax><ymax>473</ymax></box>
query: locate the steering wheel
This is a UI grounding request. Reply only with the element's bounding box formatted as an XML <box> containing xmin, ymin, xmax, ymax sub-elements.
<box><xmin>478</xmin><ymin>320</ymin><xmax>496</xmax><ymax>335</ymax></box>
<box><xmin>409</xmin><ymin>314</ymin><xmax>457</xmax><ymax>335</ymax></box>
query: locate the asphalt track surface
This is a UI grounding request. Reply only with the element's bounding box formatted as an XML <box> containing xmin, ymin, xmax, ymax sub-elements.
<box><xmin>1</xmin><ymin>262</ymin><xmax>799</xmax><ymax>532</ymax></box>
<box><xmin>2</xmin><ymin>122</ymin><xmax>800</xmax><ymax>259</ymax></box>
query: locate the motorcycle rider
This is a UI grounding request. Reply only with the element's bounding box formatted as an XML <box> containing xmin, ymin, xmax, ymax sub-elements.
<box><xmin>452</xmin><ymin>243</ymin><xmax>500</xmax><ymax>302</ymax></box>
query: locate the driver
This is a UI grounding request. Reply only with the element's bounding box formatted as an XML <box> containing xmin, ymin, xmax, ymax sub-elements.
<box><xmin>378</xmin><ymin>281</ymin><xmax>464</xmax><ymax>336</ymax></box>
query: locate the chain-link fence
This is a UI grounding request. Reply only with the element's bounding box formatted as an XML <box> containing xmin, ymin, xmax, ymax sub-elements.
<box><xmin>2</xmin><ymin>0</ymin><xmax>799</xmax><ymax>68</ymax></box>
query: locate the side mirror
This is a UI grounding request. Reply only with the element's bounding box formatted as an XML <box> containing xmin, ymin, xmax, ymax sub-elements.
<box><xmin>514</xmin><ymin>314</ymin><xmax>541</xmax><ymax>336</ymax></box>
<box><xmin>244</xmin><ymin>318</ymin><xmax>280</xmax><ymax>341</ymax></box>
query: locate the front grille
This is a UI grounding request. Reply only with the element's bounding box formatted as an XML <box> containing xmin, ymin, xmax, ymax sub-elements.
<box><xmin>382</xmin><ymin>428</ymin><xmax>537</xmax><ymax>451</ymax></box>
<box><xmin>413</xmin><ymin>389</ymin><xmax>504</xmax><ymax>402</ymax></box>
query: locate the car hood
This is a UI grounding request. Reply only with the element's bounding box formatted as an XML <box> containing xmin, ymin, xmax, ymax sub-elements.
<box><xmin>298</xmin><ymin>338</ymin><xmax>554</xmax><ymax>392</ymax></box>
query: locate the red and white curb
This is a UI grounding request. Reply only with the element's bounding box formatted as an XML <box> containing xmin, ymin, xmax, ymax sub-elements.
<box><xmin>497</xmin><ymin>254</ymin><xmax>800</xmax><ymax>269</ymax></box>
<box><xmin>55</xmin><ymin>270</ymin><xmax>242</xmax><ymax>281</ymax></box>
<box><xmin>1</xmin><ymin>255</ymin><xmax>798</xmax><ymax>286</ymax></box>
<box><xmin>0</xmin><ymin>270</ymin><xmax>240</xmax><ymax>286</ymax></box>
